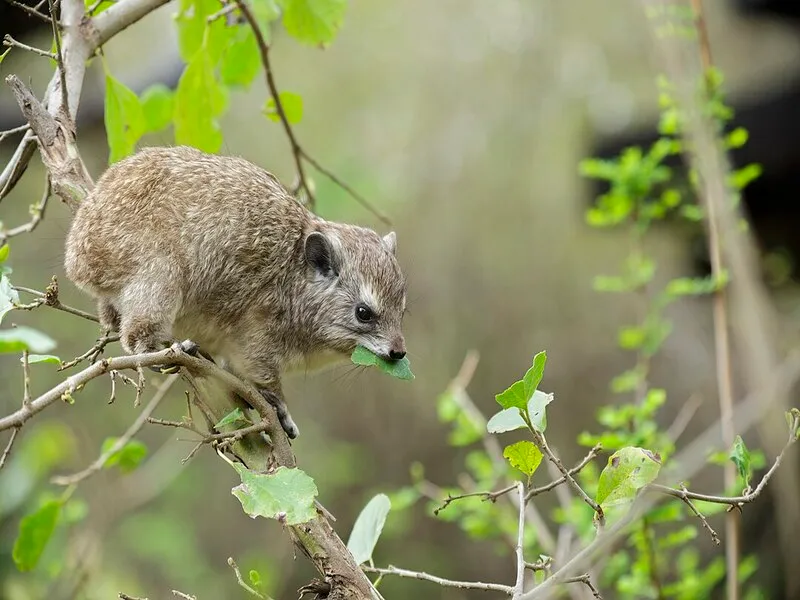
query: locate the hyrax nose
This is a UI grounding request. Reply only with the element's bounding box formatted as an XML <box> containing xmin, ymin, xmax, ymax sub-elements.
<box><xmin>388</xmin><ymin>337</ymin><xmax>406</xmax><ymax>361</ymax></box>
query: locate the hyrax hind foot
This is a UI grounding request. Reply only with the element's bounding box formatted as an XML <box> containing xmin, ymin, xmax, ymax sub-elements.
<box><xmin>258</xmin><ymin>388</ymin><xmax>300</xmax><ymax>439</ymax></box>
<box><xmin>151</xmin><ymin>339</ymin><xmax>202</xmax><ymax>374</ymax></box>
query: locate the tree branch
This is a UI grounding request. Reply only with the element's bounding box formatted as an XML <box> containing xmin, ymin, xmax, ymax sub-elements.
<box><xmin>362</xmin><ymin>566</ymin><xmax>513</xmax><ymax>594</ymax></box>
<box><xmin>513</xmin><ymin>481</ymin><xmax>526</xmax><ymax>598</ymax></box>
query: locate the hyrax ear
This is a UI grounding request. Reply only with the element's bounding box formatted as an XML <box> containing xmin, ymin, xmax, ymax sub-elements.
<box><xmin>305</xmin><ymin>231</ymin><xmax>339</xmax><ymax>277</ymax></box>
<box><xmin>382</xmin><ymin>231</ymin><xmax>397</xmax><ymax>256</ymax></box>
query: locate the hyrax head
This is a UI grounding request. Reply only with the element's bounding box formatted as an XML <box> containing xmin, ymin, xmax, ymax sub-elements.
<box><xmin>304</xmin><ymin>226</ymin><xmax>407</xmax><ymax>361</ymax></box>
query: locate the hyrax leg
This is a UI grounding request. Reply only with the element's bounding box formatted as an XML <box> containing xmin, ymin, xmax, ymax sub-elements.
<box><xmin>97</xmin><ymin>299</ymin><xmax>121</xmax><ymax>333</ymax></box>
<box><xmin>237</xmin><ymin>356</ymin><xmax>299</xmax><ymax>438</ymax></box>
<box><xmin>258</xmin><ymin>382</ymin><xmax>299</xmax><ymax>440</ymax></box>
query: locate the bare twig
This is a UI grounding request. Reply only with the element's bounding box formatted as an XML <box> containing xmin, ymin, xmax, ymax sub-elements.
<box><xmin>231</xmin><ymin>0</ymin><xmax>315</xmax><ymax>208</ymax></box>
<box><xmin>51</xmin><ymin>374</ymin><xmax>179</xmax><ymax>485</ymax></box>
<box><xmin>531</xmin><ymin>430</ymin><xmax>604</xmax><ymax>527</ymax></box>
<box><xmin>526</xmin><ymin>444</ymin><xmax>602</xmax><ymax>501</ymax></box>
<box><xmin>47</xmin><ymin>0</ymin><xmax>69</xmax><ymax>117</ymax></box>
<box><xmin>561</xmin><ymin>575</ymin><xmax>602</xmax><ymax>599</ymax></box>
<box><xmin>1</xmin><ymin>177</ymin><xmax>51</xmax><ymax>241</ymax></box>
<box><xmin>2</xmin><ymin>0</ymin><xmax>52</xmax><ymax>22</ymax></box>
<box><xmin>59</xmin><ymin>333</ymin><xmax>120</xmax><ymax>371</ymax></box>
<box><xmin>171</xmin><ymin>592</ymin><xmax>196</xmax><ymax>600</ymax></box>
<box><xmin>0</xmin><ymin>427</ymin><xmax>20</xmax><ymax>470</ymax></box>
<box><xmin>363</xmin><ymin>566</ymin><xmax>513</xmax><ymax>594</ymax></box>
<box><xmin>0</xmin><ymin>124</ymin><xmax>29</xmax><ymax>142</ymax></box>
<box><xmin>677</xmin><ymin>484</ymin><xmax>720</xmax><ymax>545</ymax></box>
<box><xmin>118</xmin><ymin>594</ymin><xmax>147</xmax><ymax>600</ymax></box>
<box><xmin>513</xmin><ymin>481</ymin><xmax>526</xmax><ymax>598</ymax></box>
<box><xmin>228</xmin><ymin>557</ymin><xmax>266</xmax><ymax>599</ymax></box>
<box><xmin>3</xmin><ymin>35</ymin><xmax>56</xmax><ymax>59</ymax></box>
<box><xmin>14</xmin><ymin>283</ymin><xmax>101</xmax><ymax>323</ymax></box>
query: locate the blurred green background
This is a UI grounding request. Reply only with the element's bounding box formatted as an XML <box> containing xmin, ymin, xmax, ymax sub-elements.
<box><xmin>2</xmin><ymin>1</ymin><xmax>800</xmax><ymax>598</ymax></box>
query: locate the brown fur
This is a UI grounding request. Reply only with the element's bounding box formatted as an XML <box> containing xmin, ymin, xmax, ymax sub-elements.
<box><xmin>64</xmin><ymin>145</ymin><xmax>407</xmax><ymax>438</ymax></box>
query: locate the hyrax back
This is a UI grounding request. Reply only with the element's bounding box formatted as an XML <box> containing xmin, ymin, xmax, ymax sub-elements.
<box><xmin>64</xmin><ymin>145</ymin><xmax>408</xmax><ymax>437</ymax></box>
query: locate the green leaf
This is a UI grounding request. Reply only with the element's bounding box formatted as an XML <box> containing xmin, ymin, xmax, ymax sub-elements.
<box><xmin>726</xmin><ymin>127</ymin><xmax>748</xmax><ymax>149</ymax></box>
<box><xmin>596</xmin><ymin>447</ymin><xmax>662</xmax><ymax>508</ymax></box>
<box><xmin>346</xmin><ymin>493</ymin><xmax>391</xmax><ymax>565</ymax></box>
<box><xmin>495</xmin><ymin>380</ymin><xmax>527</xmax><ymax>411</ymax></box>
<box><xmin>0</xmin><ymin>274</ymin><xmax>20</xmax><ymax>325</ymax></box>
<box><xmin>523</xmin><ymin>351</ymin><xmax>547</xmax><ymax>399</ymax></box>
<box><xmin>0</xmin><ymin>48</ymin><xmax>10</xmax><ymax>65</ymax></box>
<box><xmin>104</xmin><ymin>71</ymin><xmax>146</xmax><ymax>164</ymax></box>
<box><xmin>350</xmin><ymin>345</ymin><xmax>414</xmax><ymax>380</ymax></box>
<box><xmin>215</xmin><ymin>407</ymin><xmax>252</xmax><ymax>429</ymax></box>
<box><xmin>729</xmin><ymin>435</ymin><xmax>752</xmax><ymax>487</ymax></box>
<box><xmin>528</xmin><ymin>390</ymin><xmax>553</xmax><ymax>432</ymax></box>
<box><xmin>278</xmin><ymin>0</ymin><xmax>347</xmax><ymax>46</ymax></box>
<box><xmin>174</xmin><ymin>45</ymin><xmax>226</xmax><ymax>153</ymax></box>
<box><xmin>175</xmin><ymin>0</ymin><xmax>237</xmax><ymax>63</ymax></box>
<box><xmin>12</xmin><ymin>500</ymin><xmax>61</xmax><ymax>572</ymax></box>
<box><xmin>140</xmin><ymin>84</ymin><xmax>174</xmax><ymax>132</ymax></box>
<box><xmin>264</xmin><ymin>91</ymin><xmax>304</xmax><ymax>125</ymax></box>
<box><xmin>486</xmin><ymin>407</ymin><xmax>527</xmax><ymax>434</ymax></box>
<box><xmin>618</xmin><ymin>326</ymin><xmax>645</xmax><ymax>350</ymax></box>
<box><xmin>249</xmin><ymin>569</ymin><xmax>262</xmax><ymax>589</ymax></box>
<box><xmin>0</xmin><ymin>244</ymin><xmax>9</xmax><ymax>262</ymax></box>
<box><xmin>503</xmin><ymin>440</ymin><xmax>543</xmax><ymax>477</ymax></box>
<box><xmin>220</xmin><ymin>26</ymin><xmax>261</xmax><ymax>88</ymax></box>
<box><xmin>230</xmin><ymin>463</ymin><xmax>318</xmax><ymax>525</ymax></box>
<box><xmin>101</xmin><ymin>438</ymin><xmax>148</xmax><ymax>473</ymax></box>
<box><xmin>21</xmin><ymin>354</ymin><xmax>61</xmax><ymax>365</ymax></box>
<box><xmin>0</xmin><ymin>326</ymin><xmax>56</xmax><ymax>353</ymax></box>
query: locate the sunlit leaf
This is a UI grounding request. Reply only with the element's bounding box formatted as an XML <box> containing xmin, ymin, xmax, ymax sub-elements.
<box><xmin>220</xmin><ymin>26</ymin><xmax>261</xmax><ymax>88</ymax></box>
<box><xmin>21</xmin><ymin>354</ymin><xmax>60</xmax><ymax>365</ymax></box>
<box><xmin>231</xmin><ymin>463</ymin><xmax>318</xmax><ymax>525</ymax></box>
<box><xmin>0</xmin><ymin>326</ymin><xmax>56</xmax><ymax>353</ymax></box>
<box><xmin>140</xmin><ymin>84</ymin><xmax>174</xmax><ymax>132</ymax></box>
<box><xmin>729</xmin><ymin>435</ymin><xmax>752</xmax><ymax>488</ymax></box>
<box><xmin>528</xmin><ymin>390</ymin><xmax>553</xmax><ymax>432</ymax></box>
<box><xmin>0</xmin><ymin>274</ymin><xmax>20</xmax><ymax>325</ymax></box>
<box><xmin>522</xmin><ymin>351</ymin><xmax>547</xmax><ymax>399</ymax></box>
<box><xmin>503</xmin><ymin>440</ymin><xmax>543</xmax><ymax>477</ymax></box>
<box><xmin>350</xmin><ymin>345</ymin><xmax>414</xmax><ymax>380</ymax></box>
<box><xmin>104</xmin><ymin>71</ymin><xmax>146</xmax><ymax>164</ymax></box>
<box><xmin>486</xmin><ymin>407</ymin><xmax>527</xmax><ymax>434</ymax></box>
<box><xmin>264</xmin><ymin>91</ymin><xmax>304</xmax><ymax>124</ymax></box>
<box><xmin>0</xmin><ymin>244</ymin><xmax>9</xmax><ymax>262</ymax></box>
<box><xmin>495</xmin><ymin>380</ymin><xmax>526</xmax><ymax>411</ymax></box>
<box><xmin>346</xmin><ymin>493</ymin><xmax>391</xmax><ymax>565</ymax></box>
<box><xmin>596</xmin><ymin>447</ymin><xmax>662</xmax><ymax>508</ymax></box>
<box><xmin>12</xmin><ymin>500</ymin><xmax>61</xmax><ymax>572</ymax></box>
<box><xmin>174</xmin><ymin>45</ymin><xmax>226</xmax><ymax>153</ymax></box>
<box><xmin>278</xmin><ymin>0</ymin><xmax>347</xmax><ymax>46</ymax></box>
<box><xmin>101</xmin><ymin>438</ymin><xmax>148</xmax><ymax>473</ymax></box>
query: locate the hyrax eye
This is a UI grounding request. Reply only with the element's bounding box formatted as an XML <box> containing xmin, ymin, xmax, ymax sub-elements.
<box><xmin>355</xmin><ymin>304</ymin><xmax>376</xmax><ymax>323</ymax></box>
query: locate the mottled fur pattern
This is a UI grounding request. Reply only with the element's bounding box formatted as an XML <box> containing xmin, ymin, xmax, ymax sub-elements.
<box><xmin>64</xmin><ymin>146</ymin><xmax>407</xmax><ymax>438</ymax></box>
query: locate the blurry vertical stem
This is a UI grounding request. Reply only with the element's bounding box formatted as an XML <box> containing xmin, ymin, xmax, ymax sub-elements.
<box><xmin>690</xmin><ymin>2</ymin><xmax>739</xmax><ymax>598</ymax></box>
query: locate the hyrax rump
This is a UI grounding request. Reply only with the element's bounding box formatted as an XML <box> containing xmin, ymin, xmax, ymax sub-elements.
<box><xmin>64</xmin><ymin>145</ymin><xmax>408</xmax><ymax>438</ymax></box>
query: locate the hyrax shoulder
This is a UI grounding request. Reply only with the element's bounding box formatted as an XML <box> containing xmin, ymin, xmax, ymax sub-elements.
<box><xmin>63</xmin><ymin>145</ymin><xmax>408</xmax><ymax>438</ymax></box>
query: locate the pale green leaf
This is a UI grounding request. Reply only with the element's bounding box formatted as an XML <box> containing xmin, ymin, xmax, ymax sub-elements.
<box><xmin>729</xmin><ymin>435</ymin><xmax>752</xmax><ymax>488</ymax></box>
<box><xmin>220</xmin><ymin>26</ymin><xmax>261</xmax><ymax>88</ymax></box>
<box><xmin>140</xmin><ymin>84</ymin><xmax>174</xmax><ymax>132</ymax></box>
<box><xmin>0</xmin><ymin>274</ymin><xmax>20</xmax><ymax>325</ymax></box>
<box><xmin>215</xmin><ymin>407</ymin><xmax>251</xmax><ymax>429</ymax></box>
<box><xmin>596</xmin><ymin>447</ymin><xmax>662</xmax><ymax>508</ymax></box>
<box><xmin>528</xmin><ymin>390</ymin><xmax>553</xmax><ymax>433</ymax></box>
<box><xmin>503</xmin><ymin>440</ymin><xmax>543</xmax><ymax>477</ymax></box>
<box><xmin>12</xmin><ymin>500</ymin><xmax>61</xmax><ymax>572</ymax></box>
<box><xmin>0</xmin><ymin>326</ymin><xmax>56</xmax><ymax>353</ymax></box>
<box><xmin>486</xmin><ymin>407</ymin><xmax>527</xmax><ymax>434</ymax></box>
<box><xmin>101</xmin><ymin>438</ymin><xmax>148</xmax><ymax>473</ymax></box>
<box><xmin>522</xmin><ymin>351</ymin><xmax>547</xmax><ymax>399</ymax></box>
<box><xmin>279</xmin><ymin>0</ymin><xmax>347</xmax><ymax>46</ymax></box>
<box><xmin>351</xmin><ymin>345</ymin><xmax>414</xmax><ymax>380</ymax></box>
<box><xmin>231</xmin><ymin>463</ymin><xmax>318</xmax><ymax>525</ymax></box>
<box><xmin>264</xmin><ymin>91</ymin><xmax>304</xmax><ymax>124</ymax></box>
<box><xmin>174</xmin><ymin>46</ymin><xmax>226</xmax><ymax>153</ymax></box>
<box><xmin>346</xmin><ymin>493</ymin><xmax>391</xmax><ymax>565</ymax></box>
<box><xmin>21</xmin><ymin>354</ymin><xmax>61</xmax><ymax>365</ymax></box>
<box><xmin>104</xmin><ymin>72</ymin><xmax>146</xmax><ymax>164</ymax></box>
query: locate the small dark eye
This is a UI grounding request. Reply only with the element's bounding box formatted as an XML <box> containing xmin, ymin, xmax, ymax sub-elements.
<box><xmin>355</xmin><ymin>304</ymin><xmax>375</xmax><ymax>323</ymax></box>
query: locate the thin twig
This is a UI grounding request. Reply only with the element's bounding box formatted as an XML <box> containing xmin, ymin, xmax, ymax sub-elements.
<box><xmin>171</xmin><ymin>592</ymin><xmax>196</xmax><ymax>600</ymax></box>
<box><xmin>232</xmin><ymin>0</ymin><xmax>315</xmax><ymax>208</ymax></box>
<box><xmin>526</xmin><ymin>444</ymin><xmax>602</xmax><ymax>501</ymax></box>
<box><xmin>47</xmin><ymin>0</ymin><xmax>69</xmax><ymax>118</ymax></box>
<box><xmin>51</xmin><ymin>374</ymin><xmax>179</xmax><ymax>485</ymax></box>
<box><xmin>302</xmin><ymin>151</ymin><xmax>392</xmax><ymax>227</ymax></box>
<box><xmin>14</xmin><ymin>284</ymin><xmax>100</xmax><ymax>323</ymax></box>
<box><xmin>531</xmin><ymin>430</ymin><xmax>604</xmax><ymax>527</ymax></box>
<box><xmin>513</xmin><ymin>481</ymin><xmax>526</xmax><ymax>598</ymax></box>
<box><xmin>0</xmin><ymin>124</ymin><xmax>29</xmax><ymax>142</ymax></box>
<box><xmin>677</xmin><ymin>484</ymin><xmax>720</xmax><ymax>545</ymax></box>
<box><xmin>118</xmin><ymin>594</ymin><xmax>147</xmax><ymax>600</ymax></box>
<box><xmin>59</xmin><ymin>333</ymin><xmax>120</xmax><ymax>370</ymax></box>
<box><xmin>1</xmin><ymin>177</ymin><xmax>51</xmax><ymax>241</ymax></box>
<box><xmin>228</xmin><ymin>557</ymin><xmax>266</xmax><ymax>599</ymax></box>
<box><xmin>560</xmin><ymin>575</ymin><xmax>602</xmax><ymax>600</ymax></box>
<box><xmin>0</xmin><ymin>427</ymin><xmax>20</xmax><ymax>470</ymax></box>
<box><xmin>2</xmin><ymin>35</ymin><xmax>56</xmax><ymax>59</ymax></box>
<box><xmin>363</xmin><ymin>566</ymin><xmax>513</xmax><ymax>594</ymax></box>
<box><xmin>2</xmin><ymin>0</ymin><xmax>52</xmax><ymax>22</ymax></box>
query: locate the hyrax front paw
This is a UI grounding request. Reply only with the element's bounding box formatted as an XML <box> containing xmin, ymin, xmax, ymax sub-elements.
<box><xmin>149</xmin><ymin>339</ymin><xmax>202</xmax><ymax>374</ymax></box>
